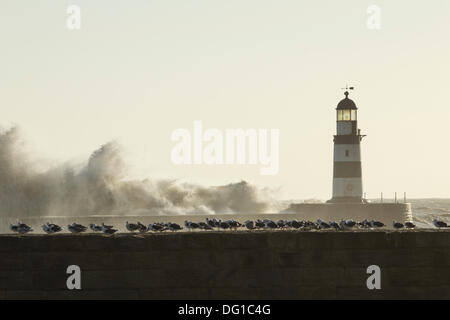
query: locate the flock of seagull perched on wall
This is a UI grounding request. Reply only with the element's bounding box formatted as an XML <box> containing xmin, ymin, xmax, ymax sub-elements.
<box><xmin>7</xmin><ymin>218</ymin><xmax>450</xmax><ymax>235</ymax></box>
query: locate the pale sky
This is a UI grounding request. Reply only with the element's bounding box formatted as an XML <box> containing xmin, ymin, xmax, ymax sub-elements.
<box><xmin>1</xmin><ymin>0</ymin><xmax>450</xmax><ymax>200</ymax></box>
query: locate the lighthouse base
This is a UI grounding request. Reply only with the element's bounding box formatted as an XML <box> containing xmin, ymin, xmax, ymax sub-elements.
<box><xmin>326</xmin><ymin>196</ymin><xmax>368</xmax><ymax>204</ymax></box>
<box><xmin>283</xmin><ymin>202</ymin><xmax>412</xmax><ymax>227</ymax></box>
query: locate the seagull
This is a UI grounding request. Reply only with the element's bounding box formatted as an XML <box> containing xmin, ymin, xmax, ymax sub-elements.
<box><xmin>244</xmin><ymin>220</ymin><xmax>255</xmax><ymax>230</ymax></box>
<box><xmin>433</xmin><ymin>219</ymin><xmax>448</xmax><ymax>228</ymax></box>
<box><xmin>405</xmin><ymin>222</ymin><xmax>416</xmax><ymax>229</ymax></box>
<box><xmin>370</xmin><ymin>220</ymin><xmax>385</xmax><ymax>228</ymax></box>
<box><xmin>10</xmin><ymin>222</ymin><xmax>33</xmax><ymax>234</ymax></box>
<box><xmin>359</xmin><ymin>219</ymin><xmax>370</xmax><ymax>228</ymax></box>
<box><xmin>198</xmin><ymin>222</ymin><xmax>213</xmax><ymax>230</ymax></box>
<box><xmin>19</xmin><ymin>222</ymin><xmax>33</xmax><ymax>233</ymax></box>
<box><xmin>206</xmin><ymin>218</ymin><xmax>216</xmax><ymax>229</ymax></box>
<box><xmin>102</xmin><ymin>225</ymin><xmax>117</xmax><ymax>235</ymax></box>
<box><xmin>317</xmin><ymin>219</ymin><xmax>331</xmax><ymax>229</ymax></box>
<box><xmin>340</xmin><ymin>219</ymin><xmax>356</xmax><ymax>229</ymax></box>
<box><xmin>218</xmin><ymin>220</ymin><xmax>230</xmax><ymax>230</ymax></box>
<box><xmin>299</xmin><ymin>220</ymin><xmax>316</xmax><ymax>231</ymax></box>
<box><xmin>226</xmin><ymin>220</ymin><xmax>241</xmax><ymax>230</ymax></box>
<box><xmin>277</xmin><ymin>220</ymin><xmax>286</xmax><ymax>228</ymax></box>
<box><xmin>101</xmin><ymin>223</ymin><xmax>114</xmax><ymax>230</ymax></box>
<box><xmin>345</xmin><ymin>220</ymin><xmax>357</xmax><ymax>228</ymax></box>
<box><xmin>126</xmin><ymin>221</ymin><xmax>140</xmax><ymax>232</ymax></box>
<box><xmin>68</xmin><ymin>223</ymin><xmax>87</xmax><ymax>234</ymax></box>
<box><xmin>290</xmin><ymin>220</ymin><xmax>301</xmax><ymax>229</ymax></box>
<box><xmin>184</xmin><ymin>221</ymin><xmax>200</xmax><ymax>231</ymax></box>
<box><xmin>392</xmin><ymin>221</ymin><xmax>404</xmax><ymax>229</ymax></box>
<box><xmin>137</xmin><ymin>222</ymin><xmax>148</xmax><ymax>233</ymax></box>
<box><xmin>148</xmin><ymin>223</ymin><xmax>165</xmax><ymax>232</ymax></box>
<box><xmin>303</xmin><ymin>220</ymin><xmax>317</xmax><ymax>229</ymax></box>
<box><xmin>42</xmin><ymin>223</ymin><xmax>62</xmax><ymax>234</ymax></box>
<box><xmin>264</xmin><ymin>219</ymin><xmax>278</xmax><ymax>229</ymax></box>
<box><xmin>329</xmin><ymin>221</ymin><xmax>340</xmax><ymax>230</ymax></box>
<box><xmin>255</xmin><ymin>220</ymin><xmax>265</xmax><ymax>229</ymax></box>
<box><xmin>167</xmin><ymin>222</ymin><xmax>182</xmax><ymax>232</ymax></box>
<box><xmin>190</xmin><ymin>222</ymin><xmax>200</xmax><ymax>230</ymax></box>
<box><xmin>89</xmin><ymin>223</ymin><xmax>103</xmax><ymax>232</ymax></box>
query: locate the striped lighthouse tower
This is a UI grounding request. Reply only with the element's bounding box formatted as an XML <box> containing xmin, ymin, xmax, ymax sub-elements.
<box><xmin>328</xmin><ymin>88</ymin><xmax>366</xmax><ymax>203</ymax></box>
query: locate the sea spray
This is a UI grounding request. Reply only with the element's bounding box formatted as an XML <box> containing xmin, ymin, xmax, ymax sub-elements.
<box><xmin>0</xmin><ymin>127</ymin><xmax>277</xmax><ymax>217</ymax></box>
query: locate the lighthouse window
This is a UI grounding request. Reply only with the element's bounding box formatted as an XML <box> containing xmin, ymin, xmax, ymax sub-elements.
<box><xmin>337</xmin><ymin>109</ymin><xmax>356</xmax><ymax>121</ymax></box>
<box><xmin>342</xmin><ymin>110</ymin><xmax>351</xmax><ymax>121</ymax></box>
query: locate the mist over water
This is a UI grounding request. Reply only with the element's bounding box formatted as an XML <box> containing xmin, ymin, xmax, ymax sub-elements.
<box><xmin>0</xmin><ymin>127</ymin><xmax>277</xmax><ymax>218</ymax></box>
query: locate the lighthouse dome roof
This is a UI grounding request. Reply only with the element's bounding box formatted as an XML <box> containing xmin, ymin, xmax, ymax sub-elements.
<box><xmin>336</xmin><ymin>91</ymin><xmax>357</xmax><ymax>110</ymax></box>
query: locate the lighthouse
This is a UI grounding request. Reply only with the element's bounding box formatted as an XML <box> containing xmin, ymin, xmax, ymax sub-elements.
<box><xmin>288</xmin><ymin>88</ymin><xmax>412</xmax><ymax>223</ymax></box>
<box><xmin>328</xmin><ymin>89</ymin><xmax>366</xmax><ymax>203</ymax></box>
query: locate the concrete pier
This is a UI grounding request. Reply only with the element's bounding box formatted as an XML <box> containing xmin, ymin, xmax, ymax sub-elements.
<box><xmin>284</xmin><ymin>203</ymin><xmax>412</xmax><ymax>226</ymax></box>
<box><xmin>0</xmin><ymin>230</ymin><xmax>449</xmax><ymax>299</ymax></box>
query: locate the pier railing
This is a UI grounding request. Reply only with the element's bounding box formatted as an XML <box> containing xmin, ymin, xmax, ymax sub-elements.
<box><xmin>365</xmin><ymin>192</ymin><xmax>408</xmax><ymax>203</ymax></box>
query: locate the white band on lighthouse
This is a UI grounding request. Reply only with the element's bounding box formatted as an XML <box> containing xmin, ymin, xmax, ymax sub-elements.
<box><xmin>332</xmin><ymin>178</ymin><xmax>363</xmax><ymax>198</ymax></box>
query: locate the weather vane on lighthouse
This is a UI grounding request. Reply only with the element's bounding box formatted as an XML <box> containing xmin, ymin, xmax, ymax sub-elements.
<box><xmin>341</xmin><ymin>85</ymin><xmax>355</xmax><ymax>97</ymax></box>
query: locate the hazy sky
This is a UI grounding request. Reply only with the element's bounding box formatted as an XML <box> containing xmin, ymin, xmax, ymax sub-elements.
<box><xmin>1</xmin><ymin>0</ymin><xmax>450</xmax><ymax>200</ymax></box>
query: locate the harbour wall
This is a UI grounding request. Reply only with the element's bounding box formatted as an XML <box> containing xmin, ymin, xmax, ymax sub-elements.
<box><xmin>0</xmin><ymin>230</ymin><xmax>449</xmax><ymax>300</ymax></box>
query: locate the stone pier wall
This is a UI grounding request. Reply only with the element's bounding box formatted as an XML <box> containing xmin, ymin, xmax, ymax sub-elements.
<box><xmin>0</xmin><ymin>230</ymin><xmax>449</xmax><ymax>299</ymax></box>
